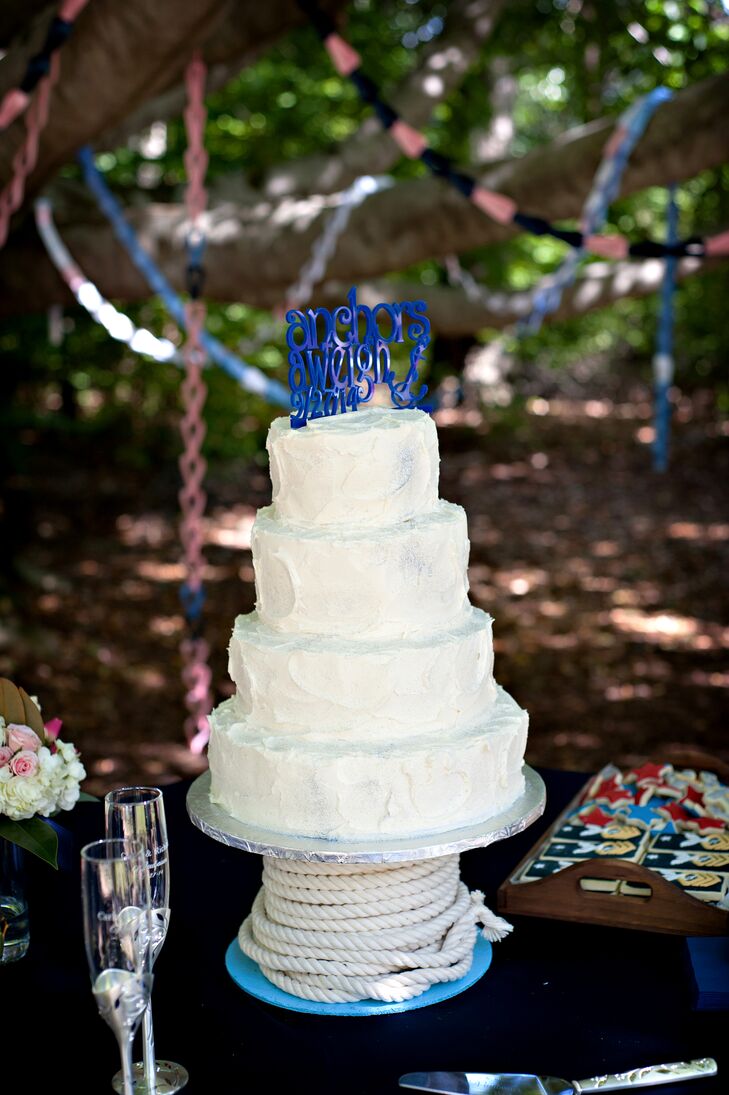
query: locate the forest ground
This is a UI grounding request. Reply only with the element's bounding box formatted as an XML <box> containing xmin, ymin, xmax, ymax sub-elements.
<box><xmin>1</xmin><ymin>377</ymin><xmax>727</xmax><ymax>796</ymax></box>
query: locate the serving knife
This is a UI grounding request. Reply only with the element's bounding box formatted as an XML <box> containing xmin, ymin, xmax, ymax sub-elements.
<box><xmin>399</xmin><ymin>1058</ymin><xmax>718</xmax><ymax>1094</ymax></box>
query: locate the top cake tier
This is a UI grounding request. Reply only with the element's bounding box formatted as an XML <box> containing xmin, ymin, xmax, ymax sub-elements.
<box><xmin>267</xmin><ymin>406</ymin><xmax>438</xmax><ymax>527</ymax></box>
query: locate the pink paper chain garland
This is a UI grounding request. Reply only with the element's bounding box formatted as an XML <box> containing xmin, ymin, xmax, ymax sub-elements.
<box><xmin>179</xmin><ymin>53</ymin><xmax>213</xmax><ymax>754</ymax></box>
<box><xmin>0</xmin><ymin>52</ymin><xmax>59</xmax><ymax>249</ymax></box>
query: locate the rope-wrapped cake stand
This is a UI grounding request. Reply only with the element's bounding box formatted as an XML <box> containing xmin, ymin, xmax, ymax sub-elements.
<box><xmin>187</xmin><ymin>766</ymin><xmax>545</xmax><ymax>1016</ymax></box>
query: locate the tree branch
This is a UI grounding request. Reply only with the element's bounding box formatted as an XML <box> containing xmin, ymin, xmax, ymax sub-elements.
<box><xmin>94</xmin><ymin>0</ymin><xmax>345</xmax><ymax>154</ymax></box>
<box><xmin>0</xmin><ymin>72</ymin><xmax>727</xmax><ymax>318</ymax></box>
<box><xmin>327</xmin><ymin>256</ymin><xmax>719</xmax><ymax>336</ymax></box>
<box><xmin>0</xmin><ymin>0</ymin><xmax>51</xmax><ymax>50</ymax></box>
<box><xmin>260</xmin><ymin>0</ymin><xmax>506</xmax><ymax>198</ymax></box>
<box><xmin>97</xmin><ymin>59</ymin><xmax>250</xmax><ymax>156</ymax></box>
<box><xmin>0</xmin><ymin>0</ymin><xmax>348</xmax><ymax>213</ymax></box>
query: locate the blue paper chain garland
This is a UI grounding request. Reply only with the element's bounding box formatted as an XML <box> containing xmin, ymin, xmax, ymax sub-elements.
<box><xmin>653</xmin><ymin>186</ymin><xmax>679</xmax><ymax>473</ymax></box>
<box><xmin>76</xmin><ymin>146</ymin><xmax>289</xmax><ymax>408</ymax></box>
<box><xmin>521</xmin><ymin>87</ymin><xmax>673</xmax><ymax>333</ymax></box>
<box><xmin>34</xmin><ymin>197</ymin><xmax>182</xmax><ymax>363</ymax></box>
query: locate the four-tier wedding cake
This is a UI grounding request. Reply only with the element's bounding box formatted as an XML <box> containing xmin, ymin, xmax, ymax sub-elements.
<box><xmin>208</xmin><ymin>406</ymin><xmax>528</xmax><ymax>839</ymax></box>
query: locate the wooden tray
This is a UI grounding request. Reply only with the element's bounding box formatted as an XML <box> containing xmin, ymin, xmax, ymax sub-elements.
<box><xmin>497</xmin><ymin>750</ymin><xmax>729</xmax><ymax>936</ymax></box>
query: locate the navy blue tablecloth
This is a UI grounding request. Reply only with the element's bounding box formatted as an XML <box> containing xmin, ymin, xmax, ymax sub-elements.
<box><xmin>8</xmin><ymin>769</ymin><xmax>724</xmax><ymax>1093</ymax></box>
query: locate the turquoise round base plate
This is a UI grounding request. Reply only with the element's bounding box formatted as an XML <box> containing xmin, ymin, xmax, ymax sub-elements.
<box><xmin>225</xmin><ymin>934</ymin><xmax>492</xmax><ymax>1016</ymax></box>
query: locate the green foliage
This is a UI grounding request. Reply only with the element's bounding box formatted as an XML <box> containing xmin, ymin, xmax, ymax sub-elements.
<box><xmin>0</xmin><ymin>817</ymin><xmax>58</xmax><ymax>870</ymax></box>
<box><xmin>9</xmin><ymin>0</ymin><xmax>729</xmax><ymax>472</ymax></box>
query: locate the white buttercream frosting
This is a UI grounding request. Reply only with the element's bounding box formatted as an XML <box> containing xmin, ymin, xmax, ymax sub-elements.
<box><xmin>209</xmin><ymin>685</ymin><xmax>527</xmax><ymax>839</ymax></box>
<box><xmin>252</xmin><ymin>499</ymin><xmax>470</xmax><ymax>639</ymax></box>
<box><xmin>267</xmin><ymin>406</ymin><xmax>438</xmax><ymax>527</ymax></box>
<box><xmin>209</xmin><ymin>406</ymin><xmax>529</xmax><ymax>840</ymax></box>
<box><xmin>227</xmin><ymin>607</ymin><xmax>496</xmax><ymax>742</ymax></box>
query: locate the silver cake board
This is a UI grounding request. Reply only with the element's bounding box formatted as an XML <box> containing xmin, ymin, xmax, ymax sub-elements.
<box><xmin>186</xmin><ymin>766</ymin><xmax>545</xmax><ymax>863</ymax></box>
<box><xmin>186</xmin><ymin>766</ymin><xmax>545</xmax><ymax>1015</ymax></box>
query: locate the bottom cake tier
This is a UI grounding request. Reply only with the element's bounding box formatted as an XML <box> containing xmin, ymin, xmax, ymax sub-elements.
<box><xmin>208</xmin><ymin>686</ymin><xmax>528</xmax><ymax>840</ymax></box>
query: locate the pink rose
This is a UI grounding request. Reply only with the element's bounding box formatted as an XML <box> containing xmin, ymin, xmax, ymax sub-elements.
<box><xmin>6</xmin><ymin>724</ymin><xmax>42</xmax><ymax>753</ymax></box>
<box><xmin>44</xmin><ymin>717</ymin><xmax>63</xmax><ymax>740</ymax></box>
<box><xmin>10</xmin><ymin>750</ymin><xmax>39</xmax><ymax>777</ymax></box>
<box><xmin>0</xmin><ymin>746</ymin><xmax>12</xmax><ymax>767</ymax></box>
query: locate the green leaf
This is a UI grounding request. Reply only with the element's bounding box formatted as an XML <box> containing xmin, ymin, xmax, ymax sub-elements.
<box><xmin>0</xmin><ymin>817</ymin><xmax>59</xmax><ymax>869</ymax></box>
<box><xmin>77</xmin><ymin>791</ymin><xmax>100</xmax><ymax>803</ymax></box>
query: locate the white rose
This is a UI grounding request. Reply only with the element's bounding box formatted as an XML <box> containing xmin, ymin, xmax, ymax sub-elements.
<box><xmin>58</xmin><ymin>784</ymin><xmax>80</xmax><ymax>811</ymax></box>
<box><xmin>0</xmin><ymin>774</ymin><xmax>45</xmax><ymax>820</ymax></box>
<box><xmin>40</xmin><ymin>779</ymin><xmax>63</xmax><ymax>814</ymax></box>
<box><xmin>67</xmin><ymin>759</ymin><xmax>86</xmax><ymax>782</ymax></box>
<box><xmin>39</xmin><ymin>749</ymin><xmax>63</xmax><ymax>777</ymax></box>
<box><xmin>46</xmin><ymin>792</ymin><xmax>62</xmax><ymax>815</ymax></box>
<box><xmin>43</xmin><ymin>752</ymin><xmax>82</xmax><ymax>816</ymax></box>
<box><xmin>30</xmin><ymin>759</ymin><xmax>59</xmax><ymax>812</ymax></box>
<box><xmin>36</xmin><ymin>794</ymin><xmax>56</xmax><ymax>817</ymax></box>
<box><xmin>57</xmin><ymin>740</ymin><xmax>77</xmax><ymax>763</ymax></box>
<box><xmin>37</xmin><ymin>769</ymin><xmax>60</xmax><ymax>806</ymax></box>
<box><xmin>53</xmin><ymin>750</ymin><xmax>86</xmax><ymax>811</ymax></box>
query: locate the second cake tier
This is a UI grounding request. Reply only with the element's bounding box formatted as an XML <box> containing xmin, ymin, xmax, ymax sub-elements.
<box><xmin>252</xmin><ymin>499</ymin><xmax>470</xmax><ymax>639</ymax></box>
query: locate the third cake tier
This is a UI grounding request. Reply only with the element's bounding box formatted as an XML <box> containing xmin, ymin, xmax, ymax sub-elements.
<box><xmin>227</xmin><ymin>606</ymin><xmax>496</xmax><ymax>741</ymax></box>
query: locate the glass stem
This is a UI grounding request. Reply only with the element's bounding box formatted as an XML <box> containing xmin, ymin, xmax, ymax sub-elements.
<box><xmin>143</xmin><ymin>1001</ymin><xmax>157</xmax><ymax>1094</ymax></box>
<box><xmin>119</xmin><ymin>1028</ymin><xmax>136</xmax><ymax>1095</ymax></box>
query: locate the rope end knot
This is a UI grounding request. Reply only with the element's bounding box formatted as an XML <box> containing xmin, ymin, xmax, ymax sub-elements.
<box><xmin>469</xmin><ymin>889</ymin><xmax>514</xmax><ymax>943</ymax></box>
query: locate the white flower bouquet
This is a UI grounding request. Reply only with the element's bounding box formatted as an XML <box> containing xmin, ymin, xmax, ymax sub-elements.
<box><xmin>0</xmin><ymin>678</ymin><xmax>92</xmax><ymax>868</ymax></box>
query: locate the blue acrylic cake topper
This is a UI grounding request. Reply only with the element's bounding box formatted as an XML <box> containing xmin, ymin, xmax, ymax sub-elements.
<box><xmin>287</xmin><ymin>286</ymin><xmax>431</xmax><ymax>428</ymax></box>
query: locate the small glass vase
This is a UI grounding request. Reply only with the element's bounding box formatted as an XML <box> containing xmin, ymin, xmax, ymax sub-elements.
<box><xmin>0</xmin><ymin>837</ymin><xmax>29</xmax><ymax>963</ymax></box>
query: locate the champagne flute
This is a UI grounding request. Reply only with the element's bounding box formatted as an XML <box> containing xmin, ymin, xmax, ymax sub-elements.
<box><xmin>81</xmin><ymin>839</ymin><xmax>153</xmax><ymax>1095</ymax></box>
<box><xmin>105</xmin><ymin>787</ymin><xmax>188</xmax><ymax>1095</ymax></box>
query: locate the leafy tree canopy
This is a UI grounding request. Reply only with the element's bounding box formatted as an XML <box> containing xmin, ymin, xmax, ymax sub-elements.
<box><xmin>2</xmin><ymin>0</ymin><xmax>728</xmax><ymax>464</ymax></box>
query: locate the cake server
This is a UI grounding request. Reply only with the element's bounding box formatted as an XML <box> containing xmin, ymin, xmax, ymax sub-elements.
<box><xmin>399</xmin><ymin>1058</ymin><xmax>718</xmax><ymax>1094</ymax></box>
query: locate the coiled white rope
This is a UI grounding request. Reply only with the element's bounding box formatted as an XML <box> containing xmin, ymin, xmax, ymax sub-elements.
<box><xmin>238</xmin><ymin>854</ymin><xmax>512</xmax><ymax>1004</ymax></box>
